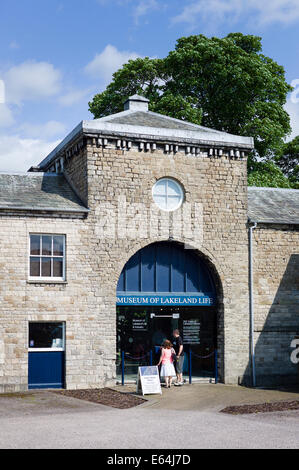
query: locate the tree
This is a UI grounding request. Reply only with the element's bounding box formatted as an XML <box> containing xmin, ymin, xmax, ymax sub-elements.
<box><xmin>89</xmin><ymin>33</ymin><xmax>292</xmax><ymax>160</ymax></box>
<box><xmin>248</xmin><ymin>160</ymin><xmax>295</xmax><ymax>188</ymax></box>
<box><xmin>275</xmin><ymin>136</ymin><xmax>299</xmax><ymax>187</ymax></box>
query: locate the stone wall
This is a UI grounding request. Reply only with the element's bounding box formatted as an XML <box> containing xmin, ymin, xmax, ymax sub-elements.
<box><xmin>252</xmin><ymin>224</ymin><xmax>299</xmax><ymax>385</ymax></box>
<box><xmin>0</xmin><ymin>141</ymin><xmax>251</xmax><ymax>392</ymax></box>
<box><xmin>0</xmin><ymin>215</ymin><xmax>115</xmax><ymax>392</ymax></box>
<box><xmin>64</xmin><ymin>145</ymin><xmax>88</xmax><ymax>206</ymax></box>
<box><xmin>70</xmin><ymin>141</ymin><xmax>251</xmax><ymax>385</ymax></box>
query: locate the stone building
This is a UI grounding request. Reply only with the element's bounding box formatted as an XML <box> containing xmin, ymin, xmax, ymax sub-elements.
<box><xmin>0</xmin><ymin>94</ymin><xmax>298</xmax><ymax>393</ymax></box>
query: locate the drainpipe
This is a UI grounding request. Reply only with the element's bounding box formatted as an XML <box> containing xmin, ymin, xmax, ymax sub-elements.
<box><xmin>248</xmin><ymin>220</ymin><xmax>257</xmax><ymax>387</ymax></box>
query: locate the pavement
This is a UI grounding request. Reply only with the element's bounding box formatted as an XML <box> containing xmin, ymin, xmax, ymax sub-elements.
<box><xmin>0</xmin><ymin>384</ymin><xmax>299</xmax><ymax>449</ymax></box>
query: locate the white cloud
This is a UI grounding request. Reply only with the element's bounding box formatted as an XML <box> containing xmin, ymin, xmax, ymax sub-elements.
<box><xmin>0</xmin><ymin>135</ymin><xmax>60</xmax><ymax>172</ymax></box>
<box><xmin>84</xmin><ymin>44</ymin><xmax>140</xmax><ymax>84</ymax></box>
<box><xmin>285</xmin><ymin>97</ymin><xmax>299</xmax><ymax>141</ymax></box>
<box><xmin>4</xmin><ymin>61</ymin><xmax>62</xmax><ymax>104</ymax></box>
<box><xmin>290</xmin><ymin>79</ymin><xmax>299</xmax><ymax>104</ymax></box>
<box><xmin>0</xmin><ymin>79</ymin><xmax>5</xmax><ymax>104</ymax></box>
<box><xmin>17</xmin><ymin>121</ymin><xmax>66</xmax><ymax>139</ymax></box>
<box><xmin>172</xmin><ymin>0</ymin><xmax>299</xmax><ymax>29</ymax></box>
<box><xmin>58</xmin><ymin>88</ymin><xmax>91</xmax><ymax>107</ymax></box>
<box><xmin>0</xmin><ymin>104</ymin><xmax>15</xmax><ymax>128</ymax></box>
<box><xmin>97</xmin><ymin>0</ymin><xmax>160</xmax><ymax>21</ymax></box>
<box><xmin>133</xmin><ymin>0</ymin><xmax>159</xmax><ymax>23</ymax></box>
<box><xmin>9</xmin><ymin>40</ymin><xmax>19</xmax><ymax>49</ymax></box>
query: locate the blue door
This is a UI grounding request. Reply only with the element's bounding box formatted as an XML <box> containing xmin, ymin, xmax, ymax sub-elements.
<box><xmin>28</xmin><ymin>322</ymin><xmax>65</xmax><ymax>389</ymax></box>
<box><xmin>28</xmin><ymin>351</ymin><xmax>65</xmax><ymax>389</ymax></box>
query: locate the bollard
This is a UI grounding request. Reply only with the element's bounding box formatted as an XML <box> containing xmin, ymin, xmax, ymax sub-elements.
<box><xmin>215</xmin><ymin>349</ymin><xmax>218</xmax><ymax>384</ymax></box>
<box><xmin>121</xmin><ymin>350</ymin><xmax>125</xmax><ymax>386</ymax></box>
<box><xmin>189</xmin><ymin>348</ymin><xmax>192</xmax><ymax>384</ymax></box>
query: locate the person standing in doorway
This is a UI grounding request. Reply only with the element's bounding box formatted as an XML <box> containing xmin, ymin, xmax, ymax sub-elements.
<box><xmin>172</xmin><ymin>329</ymin><xmax>184</xmax><ymax>386</ymax></box>
<box><xmin>157</xmin><ymin>340</ymin><xmax>176</xmax><ymax>388</ymax></box>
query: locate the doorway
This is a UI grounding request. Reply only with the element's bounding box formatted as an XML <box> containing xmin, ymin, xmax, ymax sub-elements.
<box><xmin>28</xmin><ymin>322</ymin><xmax>65</xmax><ymax>389</ymax></box>
<box><xmin>116</xmin><ymin>306</ymin><xmax>217</xmax><ymax>382</ymax></box>
<box><xmin>116</xmin><ymin>241</ymin><xmax>220</xmax><ymax>383</ymax></box>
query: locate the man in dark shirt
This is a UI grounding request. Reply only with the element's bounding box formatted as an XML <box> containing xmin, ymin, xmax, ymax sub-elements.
<box><xmin>172</xmin><ymin>329</ymin><xmax>184</xmax><ymax>386</ymax></box>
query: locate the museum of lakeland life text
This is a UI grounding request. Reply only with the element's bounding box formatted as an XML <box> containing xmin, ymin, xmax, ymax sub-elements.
<box><xmin>116</xmin><ymin>295</ymin><xmax>215</xmax><ymax>306</ymax></box>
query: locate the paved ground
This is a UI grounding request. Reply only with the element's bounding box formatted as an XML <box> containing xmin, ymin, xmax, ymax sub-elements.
<box><xmin>129</xmin><ymin>382</ymin><xmax>299</xmax><ymax>411</ymax></box>
<box><xmin>0</xmin><ymin>384</ymin><xmax>298</xmax><ymax>449</ymax></box>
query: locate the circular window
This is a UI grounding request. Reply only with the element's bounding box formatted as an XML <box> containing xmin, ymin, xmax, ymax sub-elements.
<box><xmin>152</xmin><ymin>178</ymin><xmax>184</xmax><ymax>211</ymax></box>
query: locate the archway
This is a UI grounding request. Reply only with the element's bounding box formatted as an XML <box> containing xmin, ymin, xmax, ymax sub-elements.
<box><xmin>116</xmin><ymin>241</ymin><xmax>220</xmax><ymax>382</ymax></box>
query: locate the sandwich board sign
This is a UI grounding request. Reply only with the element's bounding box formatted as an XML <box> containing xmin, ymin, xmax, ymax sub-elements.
<box><xmin>137</xmin><ymin>366</ymin><xmax>162</xmax><ymax>395</ymax></box>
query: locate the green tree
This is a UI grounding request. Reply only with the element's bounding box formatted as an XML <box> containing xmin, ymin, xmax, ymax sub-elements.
<box><xmin>89</xmin><ymin>33</ymin><xmax>292</xmax><ymax>160</ymax></box>
<box><xmin>248</xmin><ymin>160</ymin><xmax>295</xmax><ymax>188</ymax></box>
<box><xmin>275</xmin><ymin>136</ymin><xmax>299</xmax><ymax>187</ymax></box>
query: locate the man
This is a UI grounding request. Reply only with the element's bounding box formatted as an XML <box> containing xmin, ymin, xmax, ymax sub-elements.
<box><xmin>172</xmin><ymin>329</ymin><xmax>184</xmax><ymax>386</ymax></box>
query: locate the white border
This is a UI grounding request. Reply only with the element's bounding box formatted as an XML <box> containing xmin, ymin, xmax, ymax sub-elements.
<box><xmin>152</xmin><ymin>177</ymin><xmax>184</xmax><ymax>212</ymax></box>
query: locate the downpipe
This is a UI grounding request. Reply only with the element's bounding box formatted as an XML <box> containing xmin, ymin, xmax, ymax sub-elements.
<box><xmin>249</xmin><ymin>220</ymin><xmax>257</xmax><ymax>387</ymax></box>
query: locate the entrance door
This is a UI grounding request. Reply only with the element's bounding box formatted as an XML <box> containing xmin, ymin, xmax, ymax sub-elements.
<box><xmin>28</xmin><ymin>322</ymin><xmax>65</xmax><ymax>389</ymax></box>
<box><xmin>117</xmin><ymin>305</ymin><xmax>217</xmax><ymax>381</ymax></box>
<box><xmin>150</xmin><ymin>313</ymin><xmax>179</xmax><ymax>362</ymax></box>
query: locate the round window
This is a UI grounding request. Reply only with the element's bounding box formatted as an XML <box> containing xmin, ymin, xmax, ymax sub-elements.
<box><xmin>152</xmin><ymin>178</ymin><xmax>184</xmax><ymax>212</ymax></box>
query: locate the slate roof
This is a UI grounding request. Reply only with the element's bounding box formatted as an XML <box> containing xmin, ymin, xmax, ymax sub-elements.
<box><xmin>38</xmin><ymin>95</ymin><xmax>254</xmax><ymax>170</ymax></box>
<box><xmin>0</xmin><ymin>172</ymin><xmax>297</xmax><ymax>222</ymax></box>
<box><xmin>0</xmin><ymin>173</ymin><xmax>88</xmax><ymax>213</ymax></box>
<box><xmin>248</xmin><ymin>187</ymin><xmax>299</xmax><ymax>224</ymax></box>
<box><xmin>103</xmin><ymin>110</ymin><xmax>220</xmax><ymax>132</ymax></box>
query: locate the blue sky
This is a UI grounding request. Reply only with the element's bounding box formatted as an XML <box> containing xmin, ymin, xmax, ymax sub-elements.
<box><xmin>0</xmin><ymin>0</ymin><xmax>299</xmax><ymax>171</ymax></box>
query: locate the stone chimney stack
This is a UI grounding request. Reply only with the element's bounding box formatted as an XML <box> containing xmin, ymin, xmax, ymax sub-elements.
<box><xmin>124</xmin><ymin>94</ymin><xmax>149</xmax><ymax>111</ymax></box>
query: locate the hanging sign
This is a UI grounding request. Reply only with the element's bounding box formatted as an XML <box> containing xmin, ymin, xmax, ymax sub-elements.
<box><xmin>137</xmin><ymin>366</ymin><xmax>162</xmax><ymax>395</ymax></box>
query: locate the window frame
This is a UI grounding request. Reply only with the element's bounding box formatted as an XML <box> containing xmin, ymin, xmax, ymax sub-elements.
<box><xmin>28</xmin><ymin>233</ymin><xmax>66</xmax><ymax>282</ymax></box>
<box><xmin>152</xmin><ymin>177</ymin><xmax>184</xmax><ymax>212</ymax></box>
<box><xmin>28</xmin><ymin>321</ymin><xmax>65</xmax><ymax>352</ymax></box>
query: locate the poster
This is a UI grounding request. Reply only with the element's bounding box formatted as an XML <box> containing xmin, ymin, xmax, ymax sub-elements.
<box><xmin>132</xmin><ymin>318</ymin><xmax>148</xmax><ymax>331</ymax></box>
<box><xmin>183</xmin><ymin>319</ymin><xmax>201</xmax><ymax>344</ymax></box>
<box><xmin>137</xmin><ymin>366</ymin><xmax>162</xmax><ymax>395</ymax></box>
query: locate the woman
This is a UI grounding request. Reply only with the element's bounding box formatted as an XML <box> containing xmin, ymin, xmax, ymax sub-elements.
<box><xmin>157</xmin><ymin>340</ymin><xmax>176</xmax><ymax>388</ymax></box>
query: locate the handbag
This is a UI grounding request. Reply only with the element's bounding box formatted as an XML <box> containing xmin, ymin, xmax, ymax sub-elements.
<box><xmin>171</xmin><ymin>347</ymin><xmax>177</xmax><ymax>362</ymax></box>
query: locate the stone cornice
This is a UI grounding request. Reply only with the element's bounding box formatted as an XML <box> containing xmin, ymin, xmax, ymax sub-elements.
<box><xmin>37</xmin><ymin>128</ymin><xmax>252</xmax><ymax>173</ymax></box>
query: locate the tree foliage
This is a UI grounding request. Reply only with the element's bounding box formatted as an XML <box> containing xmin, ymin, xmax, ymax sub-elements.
<box><xmin>89</xmin><ymin>33</ymin><xmax>297</xmax><ymax>187</ymax></box>
<box><xmin>248</xmin><ymin>160</ymin><xmax>296</xmax><ymax>188</ymax></box>
<box><xmin>275</xmin><ymin>136</ymin><xmax>299</xmax><ymax>187</ymax></box>
<box><xmin>89</xmin><ymin>33</ymin><xmax>292</xmax><ymax>160</ymax></box>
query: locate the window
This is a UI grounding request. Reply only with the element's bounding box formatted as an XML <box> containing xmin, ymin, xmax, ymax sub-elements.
<box><xmin>152</xmin><ymin>178</ymin><xmax>184</xmax><ymax>212</ymax></box>
<box><xmin>28</xmin><ymin>322</ymin><xmax>65</xmax><ymax>350</ymax></box>
<box><xmin>29</xmin><ymin>234</ymin><xmax>65</xmax><ymax>280</ymax></box>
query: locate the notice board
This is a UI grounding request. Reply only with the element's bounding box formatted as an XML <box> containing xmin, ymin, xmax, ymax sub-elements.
<box><xmin>137</xmin><ymin>366</ymin><xmax>162</xmax><ymax>395</ymax></box>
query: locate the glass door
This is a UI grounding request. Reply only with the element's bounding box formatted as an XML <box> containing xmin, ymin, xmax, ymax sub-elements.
<box><xmin>150</xmin><ymin>312</ymin><xmax>179</xmax><ymax>363</ymax></box>
<box><xmin>116</xmin><ymin>307</ymin><xmax>151</xmax><ymax>382</ymax></box>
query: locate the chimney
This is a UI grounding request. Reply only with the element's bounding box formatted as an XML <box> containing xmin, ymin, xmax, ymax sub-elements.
<box><xmin>124</xmin><ymin>94</ymin><xmax>149</xmax><ymax>111</ymax></box>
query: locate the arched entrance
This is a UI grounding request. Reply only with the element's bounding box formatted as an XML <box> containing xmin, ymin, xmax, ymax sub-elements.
<box><xmin>116</xmin><ymin>241</ymin><xmax>219</xmax><ymax>381</ymax></box>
